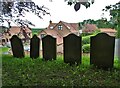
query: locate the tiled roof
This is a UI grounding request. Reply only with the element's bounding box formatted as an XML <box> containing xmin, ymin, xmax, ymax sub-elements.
<box><xmin>8</xmin><ymin>26</ymin><xmax>32</xmax><ymax>34</ymax></box>
<box><xmin>82</xmin><ymin>24</ymin><xmax>97</xmax><ymax>32</ymax></box>
<box><xmin>39</xmin><ymin>21</ymin><xmax>79</xmax><ymax>44</ymax></box>
<box><xmin>99</xmin><ymin>28</ymin><xmax>117</xmax><ymax>33</ymax></box>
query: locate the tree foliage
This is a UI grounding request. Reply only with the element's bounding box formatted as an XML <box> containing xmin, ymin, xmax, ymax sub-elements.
<box><xmin>65</xmin><ymin>0</ymin><xmax>94</xmax><ymax>11</ymax></box>
<box><xmin>79</xmin><ymin>19</ymin><xmax>114</xmax><ymax>29</ymax></box>
<box><xmin>103</xmin><ymin>1</ymin><xmax>120</xmax><ymax>38</ymax></box>
<box><xmin>0</xmin><ymin>0</ymin><xmax>50</xmax><ymax>28</ymax></box>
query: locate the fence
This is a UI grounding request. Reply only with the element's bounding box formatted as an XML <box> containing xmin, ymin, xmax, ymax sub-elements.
<box><xmin>10</xmin><ymin>33</ymin><xmax>115</xmax><ymax>69</ymax></box>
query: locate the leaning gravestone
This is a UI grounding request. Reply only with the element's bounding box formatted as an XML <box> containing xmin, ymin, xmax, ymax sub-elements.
<box><xmin>10</xmin><ymin>35</ymin><xmax>25</xmax><ymax>58</ymax></box>
<box><xmin>64</xmin><ymin>34</ymin><xmax>82</xmax><ymax>65</ymax></box>
<box><xmin>30</xmin><ymin>35</ymin><xmax>40</xmax><ymax>59</ymax></box>
<box><xmin>90</xmin><ymin>33</ymin><xmax>115</xmax><ymax>69</ymax></box>
<box><xmin>42</xmin><ymin>35</ymin><xmax>56</xmax><ymax>60</ymax></box>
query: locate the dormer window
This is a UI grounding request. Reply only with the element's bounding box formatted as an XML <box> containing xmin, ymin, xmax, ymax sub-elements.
<box><xmin>50</xmin><ymin>26</ymin><xmax>53</xmax><ymax>29</ymax></box>
<box><xmin>58</xmin><ymin>25</ymin><xmax>63</xmax><ymax>30</ymax></box>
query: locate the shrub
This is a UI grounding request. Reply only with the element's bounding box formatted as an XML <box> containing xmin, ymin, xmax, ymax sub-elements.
<box><xmin>93</xmin><ymin>29</ymin><xmax>101</xmax><ymax>35</ymax></box>
<box><xmin>82</xmin><ymin>44</ymin><xmax>90</xmax><ymax>53</ymax></box>
<box><xmin>81</xmin><ymin>33</ymin><xmax>93</xmax><ymax>37</ymax></box>
<box><xmin>82</xmin><ymin>36</ymin><xmax>90</xmax><ymax>45</ymax></box>
<box><xmin>82</xmin><ymin>34</ymin><xmax>95</xmax><ymax>45</ymax></box>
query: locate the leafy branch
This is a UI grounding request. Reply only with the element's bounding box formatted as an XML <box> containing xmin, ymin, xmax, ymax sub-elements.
<box><xmin>0</xmin><ymin>0</ymin><xmax>50</xmax><ymax>28</ymax></box>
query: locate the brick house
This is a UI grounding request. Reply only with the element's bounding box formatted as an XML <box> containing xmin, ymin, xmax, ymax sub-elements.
<box><xmin>1</xmin><ymin>26</ymin><xmax>32</xmax><ymax>45</ymax></box>
<box><xmin>38</xmin><ymin>21</ymin><xmax>80</xmax><ymax>53</ymax></box>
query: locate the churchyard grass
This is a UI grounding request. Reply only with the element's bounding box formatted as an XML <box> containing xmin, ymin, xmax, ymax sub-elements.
<box><xmin>2</xmin><ymin>54</ymin><xmax>120</xmax><ymax>87</ymax></box>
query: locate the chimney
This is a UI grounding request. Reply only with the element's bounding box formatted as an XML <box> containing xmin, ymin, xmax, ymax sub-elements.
<box><xmin>49</xmin><ymin>20</ymin><xmax>52</xmax><ymax>24</ymax></box>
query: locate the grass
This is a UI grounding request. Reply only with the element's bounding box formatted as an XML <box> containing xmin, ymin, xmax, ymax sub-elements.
<box><xmin>0</xmin><ymin>47</ymin><xmax>9</xmax><ymax>55</ymax></box>
<box><xmin>2</xmin><ymin>55</ymin><xmax>120</xmax><ymax>87</ymax></box>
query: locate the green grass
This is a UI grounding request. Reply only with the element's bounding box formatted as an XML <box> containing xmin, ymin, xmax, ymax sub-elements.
<box><xmin>2</xmin><ymin>55</ymin><xmax>120</xmax><ymax>87</ymax></box>
<box><xmin>31</xmin><ymin>28</ymin><xmax>44</xmax><ymax>35</ymax></box>
<box><xmin>0</xmin><ymin>47</ymin><xmax>9</xmax><ymax>55</ymax></box>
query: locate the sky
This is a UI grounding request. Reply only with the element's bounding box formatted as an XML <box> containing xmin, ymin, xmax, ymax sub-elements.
<box><xmin>3</xmin><ymin>0</ymin><xmax>120</xmax><ymax>28</ymax></box>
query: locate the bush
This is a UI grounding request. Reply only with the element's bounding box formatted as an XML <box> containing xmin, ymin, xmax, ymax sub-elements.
<box><xmin>82</xmin><ymin>36</ymin><xmax>90</xmax><ymax>45</ymax></box>
<box><xmin>81</xmin><ymin>33</ymin><xmax>93</xmax><ymax>36</ymax></box>
<box><xmin>82</xmin><ymin>44</ymin><xmax>90</xmax><ymax>53</ymax></box>
<box><xmin>93</xmin><ymin>29</ymin><xmax>101</xmax><ymax>35</ymax></box>
<box><xmin>82</xmin><ymin>34</ymin><xmax>95</xmax><ymax>45</ymax></box>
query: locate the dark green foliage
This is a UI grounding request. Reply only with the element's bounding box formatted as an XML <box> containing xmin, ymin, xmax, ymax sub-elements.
<box><xmin>79</xmin><ymin>19</ymin><xmax>115</xmax><ymax>29</ymax></box>
<box><xmin>2</xmin><ymin>55</ymin><xmax>120</xmax><ymax>86</ymax></box>
<box><xmin>31</xmin><ymin>28</ymin><xmax>44</xmax><ymax>34</ymax></box>
<box><xmin>82</xmin><ymin>36</ymin><xmax>90</xmax><ymax>45</ymax></box>
<box><xmin>81</xmin><ymin>33</ymin><xmax>93</xmax><ymax>37</ymax></box>
<box><xmin>74</xmin><ymin>2</ymin><xmax>81</xmax><ymax>11</ymax></box>
<box><xmin>82</xmin><ymin>44</ymin><xmax>90</xmax><ymax>53</ymax></box>
<box><xmin>103</xmin><ymin>1</ymin><xmax>120</xmax><ymax>38</ymax></box>
<box><xmin>66</xmin><ymin>0</ymin><xmax>94</xmax><ymax>11</ymax></box>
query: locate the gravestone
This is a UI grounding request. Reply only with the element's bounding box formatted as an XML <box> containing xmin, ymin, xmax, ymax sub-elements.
<box><xmin>90</xmin><ymin>33</ymin><xmax>115</xmax><ymax>69</ymax></box>
<box><xmin>30</xmin><ymin>35</ymin><xmax>40</xmax><ymax>59</ymax></box>
<box><xmin>63</xmin><ymin>34</ymin><xmax>82</xmax><ymax>65</ymax></box>
<box><xmin>10</xmin><ymin>35</ymin><xmax>24</xmax><ymax>58</ymax></box>
<box><xmin>42</xmin><ymin>35</ymin><xmax>56</xmax><ymax>60</ymax></box>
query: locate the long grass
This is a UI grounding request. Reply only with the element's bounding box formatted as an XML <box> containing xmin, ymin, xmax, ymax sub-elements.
<box><xmin>2</xmin><ymin>55</ymin><xmax>120</xmax><ymax>87</ymax></box>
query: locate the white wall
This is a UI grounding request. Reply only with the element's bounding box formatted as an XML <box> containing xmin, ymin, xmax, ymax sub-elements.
<box><xmin>114</xmin><ymin>39</ymin><xmax>120</xmax><ymax>60</ymax></box>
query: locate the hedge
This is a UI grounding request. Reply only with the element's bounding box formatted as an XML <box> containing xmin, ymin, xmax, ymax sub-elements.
<box><xmin>82</xmin><ymin>44</ymin><xmax>90</xmax><ymax>53</ymax></box>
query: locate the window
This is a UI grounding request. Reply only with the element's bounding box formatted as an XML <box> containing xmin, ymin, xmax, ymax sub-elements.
<box><xmin>58</xmin><ymin>25</ymin><xmax>63</xmax><ymax>30</ymax></box>
<box><xmin>50</xmin><ymin>26</ymin><xmax>53</xmax><ymax>29</ymax></box>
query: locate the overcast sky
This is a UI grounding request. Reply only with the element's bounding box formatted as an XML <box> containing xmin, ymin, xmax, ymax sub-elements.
<box><xmin>5</xmin><ymin>0</ymin><xmax>120</xmax><ymax>28</ymax></box>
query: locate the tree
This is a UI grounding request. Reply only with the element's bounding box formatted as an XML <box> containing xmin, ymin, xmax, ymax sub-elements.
<box><xmin>0</xmin><ymin>0</ymin><xmax>50</xmax><ymax>28</ymax></box>
<box><xmin>65</xmin><ymin>0</ymin><xmax>95</xmax><ymax>11</ymax></box>
<box><xmin>103</xmin><ymin>1</ymin><xmax>120</xmax><ymax>38</ymax></box>
<box><xmin>0</xmin><ymin>0</ymin><xmax>95</xmax><ymax>29</ymax></box>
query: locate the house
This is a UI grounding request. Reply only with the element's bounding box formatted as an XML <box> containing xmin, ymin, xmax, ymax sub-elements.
<box><xmin>0</xmin><ymin>26</ymin><xmax>8</xmax><ymax>45</ymax></box>
<box><xmin>99</xmin><ymin>28</ymin><xmax>117</xmax><ymax>36</ymax></box>
<box><xmin>39</xmin><ymin>21</ymin><xmax>79</xmax><ymax>44</ymax></box>
<box><xmin>1</xmin><ymin>26</ymin><xmax>32</xmax><ymax>45</ymax></box>
<box><xmin>38</xmin><ymin>21</ymin><xmax>79</xmax><ymax>53</ymax></box>
<box><xmin>82</xmin><ymin>24</ymin><xmax>98</xmax><ymax>33</ymax></box>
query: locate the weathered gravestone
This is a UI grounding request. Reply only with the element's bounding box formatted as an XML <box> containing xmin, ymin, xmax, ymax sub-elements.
<box><xmin>10</xmin><ymin>35</ymin><xmax>25</xmax><ymax>58</ymax></box>
<box><xmin>64</xmin><ymin>34</ymin><xmax>82</xmax><ymax>65</ymax></box>
<box><xmin>90</xmin><ymin>33</ymin><xmax>115</xmax><ymax>69</ymax></box>
<box><xmin>42</xmin><ymin>35</ymin><xmax>56</xmax><ymax>60</ymax></box>
<box><xmin>30</xmin><ymin>35</ymin><xmax>40</xmax><ymax>59</ymax></box>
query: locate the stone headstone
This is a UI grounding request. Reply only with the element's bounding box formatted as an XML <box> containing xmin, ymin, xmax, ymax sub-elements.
<box><xmin>63</xmin><ymin>34</ymin><xmax>82</xmax><ymax>65</ymax></box>
<box><xmin>90</xmin><ymin>33</ymin><xmax>115</xmax><ymax>69</ymax></box>
<box><xmin>10</xmin><ymin>35</ymin><xmax>24</xmax><ymax>58</ymax></box>
<box><xmin>30</xmin><ymin>35</ymin><xmax>40</xmax><ymax>59</ymax></box>
<box><xmin>42</xmin><ymin>35</ymin><xmax>56</xmax><ymax>60</ymax></box>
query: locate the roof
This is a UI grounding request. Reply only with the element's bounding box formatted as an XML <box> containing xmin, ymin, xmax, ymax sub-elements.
<box><xmin>82</xmin><ymin>24</ymin><xmax>97</xmax><ymax>33</ymax></box>
<box><xmin>8</xmin><ymin>26</ymin><xmax>32</xmax><ymax>34</ymax></box>
<box><xmin>99</xmin><ymin>28</ymin><xmax>117</xmax><ymax>33</ymax></box>
<box><xmin>39</xmin><ymin>21</ymin><xmax>79</xmax><ymax>44</ymax></box>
